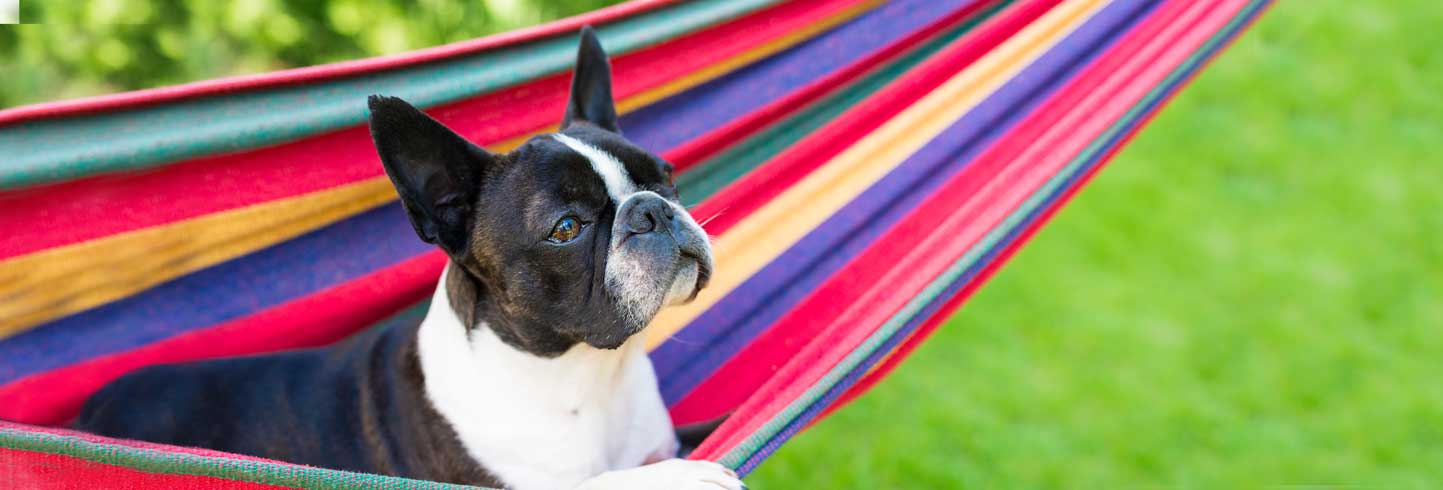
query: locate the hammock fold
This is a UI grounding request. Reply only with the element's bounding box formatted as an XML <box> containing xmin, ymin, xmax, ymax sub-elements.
<box><xmin>0</xmin><ymin>0</ymin><xmax>1268</xmax><ymax>487</ymax></box>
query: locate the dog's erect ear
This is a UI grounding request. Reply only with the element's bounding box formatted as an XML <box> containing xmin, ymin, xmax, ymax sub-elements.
<box><xmin>367</xmin><ymin>95</ymin><xmax>492</xmax><ymax>255</ymax></box>
<box><xmin>561</xmin><ymin>26</ymin><xmax>620</xmax><ymax>133</ymax></box>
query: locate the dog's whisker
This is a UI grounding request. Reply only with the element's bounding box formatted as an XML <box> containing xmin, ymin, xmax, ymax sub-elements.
<box><xmin>695</xmin><ymin>207</ymin><xmax>728</xmax><ymax>228</ymax></box>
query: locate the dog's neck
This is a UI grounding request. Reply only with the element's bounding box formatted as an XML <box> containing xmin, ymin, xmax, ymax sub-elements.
<box><xmin>419</xmin><ymin>261</ymin><xmax>642</xmax><ymax>411</ymax></box>
<box><xmin>415</xmin><ymin>262</ymin><xmax>671</xmax><ymax>488</ymax></box>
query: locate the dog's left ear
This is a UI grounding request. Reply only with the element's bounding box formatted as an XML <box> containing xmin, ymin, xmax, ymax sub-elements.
<box><xmin>561</xmin><ymin>26</ymin><xmax>620</xmax><ymax>133</ymax></box>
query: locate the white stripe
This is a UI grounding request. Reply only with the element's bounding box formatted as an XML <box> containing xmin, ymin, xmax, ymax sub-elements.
<box><xmin>553</xmin><ymin>133</ymin><xmax>634</xmax><ymax>202</ymax></box>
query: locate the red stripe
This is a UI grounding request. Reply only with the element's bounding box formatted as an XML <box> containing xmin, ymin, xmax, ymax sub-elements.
<box><xmin>0</xmin><ymin>252</ymin><xmax>445</xmax><ymax>426</ymax></box>
<box><xmin>0</xmin><ymin>129</ymin><xmax>385</xmax><ymax>260</ymax></box>
<box><xmin>822</xmin><ymin>0</ymin><xmax>1272</xmax><ymax>418</ymax></box>
<box><xmin>0</xmin><ymin>447</ymin><xmax>294</xmax><ymax>490</ymax></box>
<box><xmin>663</xmin><ymin>0</ymin><xmax>999</xmax><ymax>169</ymax></box>
<box><xmin>0</xmin><ymin>0</ymin><xmax>868</xmax><ymax>260</ymax></box>
<box><xmin>688</xmin><ymin>0</ymin><xmax>1249</xmax><ymax>459</ymax></box>
<box><xmin>0</xmin><ymin>0</ymin><xmax>676</xmax><ymax>126</ymax></box>
<box><xmin>688</xmin><ymin>0</ymin><xmax>1060</xmax><ymax>235</ymax></box>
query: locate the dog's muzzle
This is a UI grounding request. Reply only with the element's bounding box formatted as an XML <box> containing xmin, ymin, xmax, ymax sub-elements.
<box><xmin>615</xmin><ymin>192</ymin><xmax>713</xmax><ymax>300</ymax></box>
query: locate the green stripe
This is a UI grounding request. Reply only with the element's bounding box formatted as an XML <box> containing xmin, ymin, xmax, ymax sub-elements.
<box><xmin>0</xmin><ymin>0</ymin><xmax>785</xmax><ymax>191</ymax></box>
<box><xmin>0</xmin><ymin>427</ymin><xmax>489</xmax><ymax>490</ymax></box>
<box><xmin>677</xmin><ymin>0</ymin><xmax>1012</xmax><ymax>206</ymax></box>
<box><xmin>718</xmin><ymin>0</ymin><xmax>1270</xmax><ymax>469</ymax></box>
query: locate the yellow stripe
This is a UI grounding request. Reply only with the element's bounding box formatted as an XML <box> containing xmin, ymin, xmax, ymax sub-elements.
<box><xmin>0</xmin><ymin>3</ymin><xmax>880</xmax><ymax>338</ymax></box>
<box><xmin>644</xmin><ymin>0</ymin><xmax>1108</xmax><ymax>348</ymax></box>
<box><xmin>485</xmin><ymin>0</ymin><xmax>883</xmax><ymax>153</ymax></box>
<box><xmin>0</xmin><ymin>177</ymin><xmax>397</xmax><ymax>337</ymax></box>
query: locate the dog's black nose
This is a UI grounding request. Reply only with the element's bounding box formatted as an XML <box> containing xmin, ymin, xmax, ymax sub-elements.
<box><xmin>620</xmin><ymin>195</ymin><xmax>675</xmax><ymax>236</ymax></box>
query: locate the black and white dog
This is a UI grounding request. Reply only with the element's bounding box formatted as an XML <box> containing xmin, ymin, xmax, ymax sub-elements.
<box><xmin>76</xmin><ymin>27</ymin><xmax>743</xmax><ymax>490</ymax></box>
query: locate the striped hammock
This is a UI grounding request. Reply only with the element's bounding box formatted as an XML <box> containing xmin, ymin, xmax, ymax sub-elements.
<box><xmin>0</xmin><ymin>0</ymin><xmax>1267</xmax><ymax>487</ymax></box>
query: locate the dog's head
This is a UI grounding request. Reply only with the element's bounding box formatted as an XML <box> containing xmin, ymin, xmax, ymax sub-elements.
<box><xmin>367</xmin><ymin>27</ymin><xmax>712</xmax><ymax>357</ymax></box>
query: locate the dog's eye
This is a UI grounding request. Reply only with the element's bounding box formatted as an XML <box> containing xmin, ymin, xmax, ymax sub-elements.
<box><xmin>547</xmin><ymin>216</ymin><xmax>582</xmax><ymax>243</ymax></box>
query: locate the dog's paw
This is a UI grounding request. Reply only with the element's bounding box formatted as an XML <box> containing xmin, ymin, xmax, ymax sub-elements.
<box><xmin>577</xmin><ymin>459</ymin><xmax>744</xmax><ymax>490</ymax></box>
<box><xmin>641</xmin><ymin>459</ymin><xmax>744</xmax><ymax>490</ymax></box>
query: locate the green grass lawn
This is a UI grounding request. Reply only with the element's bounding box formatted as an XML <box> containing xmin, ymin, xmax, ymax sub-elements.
<box><xmin>750</xmin><ymin>1</ymin><xmax>1443</xmax><ymax>487</ymax></box>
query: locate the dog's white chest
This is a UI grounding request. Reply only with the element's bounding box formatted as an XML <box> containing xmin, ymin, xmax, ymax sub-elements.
<box><xmin>416</xmin><ymin>274</ymin><xmax>676</xmax><ymax>490</ymax></box>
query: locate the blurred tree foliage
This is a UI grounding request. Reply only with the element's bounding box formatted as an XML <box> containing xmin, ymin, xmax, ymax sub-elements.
<box><xmin>0</xmin><ymin>0</ymin><xmax>620</xmax><ymax>108</ymax></box>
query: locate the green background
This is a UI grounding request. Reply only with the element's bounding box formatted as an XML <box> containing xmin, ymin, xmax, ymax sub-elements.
<box><xmin>6</xmin><ymin>0</ymin><xmax>1442</xmax><ymax>487</ymax></box>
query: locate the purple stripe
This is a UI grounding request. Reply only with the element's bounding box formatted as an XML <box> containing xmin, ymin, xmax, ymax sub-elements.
<box><xmin>733</xmin><ymin>0</ymin><xmax>1271</xmax><ymax>473</ymax></box>
<box><xmin>651</xmin><ymin>0</ymin><xmax>1158</xmax><ymax>404</ymax></box>
<box><xmin>619</xmin><ymin>0</ymin><xmax>984</xmax><ymax>154</ymax></box>
<box><xmin>0</xmin><ymin>204</ymin><xmax>432</xmax><ymax>385</ymax></box>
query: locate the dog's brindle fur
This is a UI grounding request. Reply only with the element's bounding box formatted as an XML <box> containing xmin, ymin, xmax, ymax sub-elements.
<box><xmin>76</xmin><ymin>27</ymin><xmax>734</xmax><ymax>489</ymax></box>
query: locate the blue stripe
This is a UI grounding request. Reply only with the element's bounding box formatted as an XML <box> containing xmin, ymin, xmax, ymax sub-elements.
<box><xmin>0</xmin><ymin>204</ymin><xmax>431</xmax><ymax>385</ymax></box>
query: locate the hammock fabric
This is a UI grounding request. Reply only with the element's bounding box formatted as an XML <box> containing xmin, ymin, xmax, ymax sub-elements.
<box><xmin>0</xmin><ymin>0</ymin><xmax>1267</xmax><ymax>487</ymax></box>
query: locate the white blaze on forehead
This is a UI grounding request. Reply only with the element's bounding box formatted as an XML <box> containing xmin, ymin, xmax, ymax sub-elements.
<box><xmin>553</xmin><ymin>133</ymin><xmax>635</xmax><ymax>202</ymax></box>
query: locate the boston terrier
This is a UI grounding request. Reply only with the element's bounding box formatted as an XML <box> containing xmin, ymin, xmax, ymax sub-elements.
<box><xmin>75</xmin><ymin>27</ymin><xmax>743</xmax><ymax>490</ymax></box>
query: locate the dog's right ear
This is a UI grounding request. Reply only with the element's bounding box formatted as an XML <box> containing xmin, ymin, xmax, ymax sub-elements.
<box><xmin>367</xmin><ymin>95</ymin><xmax>492</xmax><ymax>255</ymax></box>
